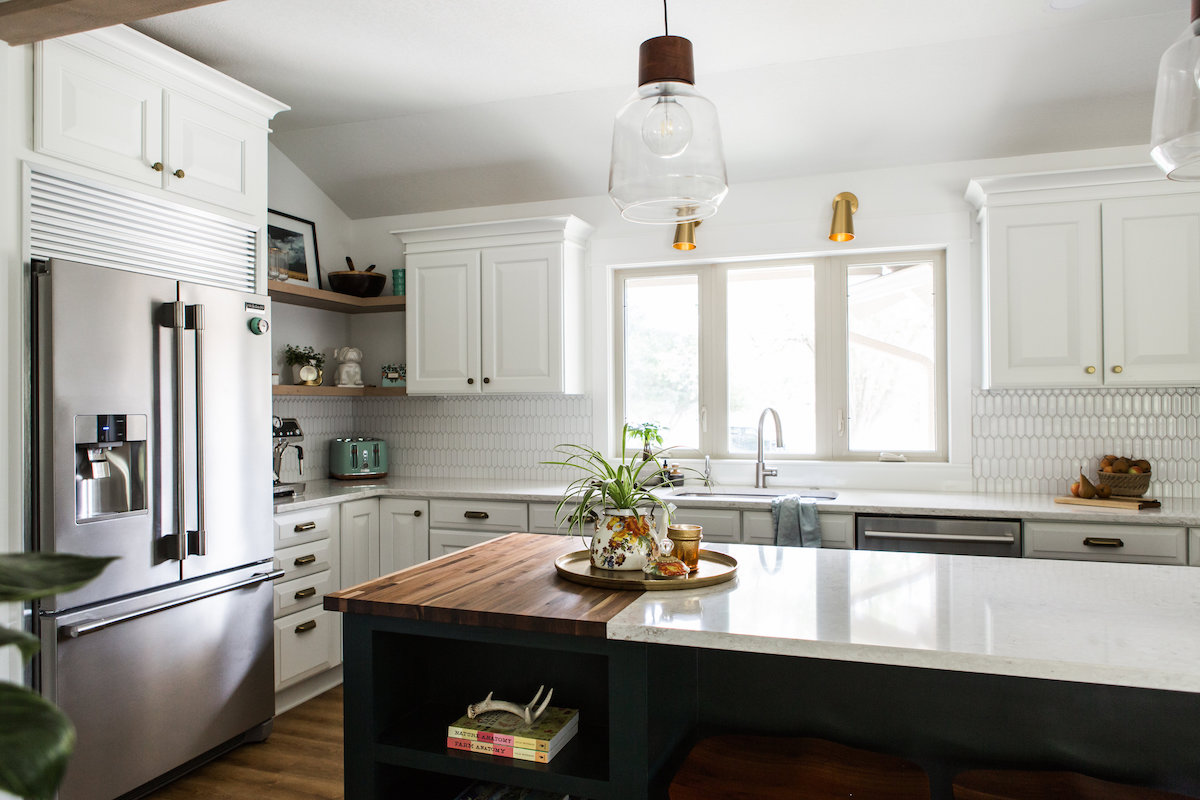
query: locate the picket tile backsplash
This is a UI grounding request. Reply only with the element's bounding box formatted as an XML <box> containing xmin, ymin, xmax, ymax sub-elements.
<box><xmin>971</xmin><ymin>388</ymin><xmax>1200</xmax><ymax>498</ymax></box>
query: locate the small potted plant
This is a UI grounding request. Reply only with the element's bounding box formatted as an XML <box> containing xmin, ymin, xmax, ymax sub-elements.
<box><xmin>283</xmin><ymin>344</ymin><xmax>326</xmax><ymax>386</ymax></box>
<box><xmin>545</xmin><ymin>426</ymin><xmax>679</xmax><ymax>571</ymax></box>
<box><xmin>626</xmin><ymin>421</ymin><xmax>667</xmax><ymax>486</ymax></box>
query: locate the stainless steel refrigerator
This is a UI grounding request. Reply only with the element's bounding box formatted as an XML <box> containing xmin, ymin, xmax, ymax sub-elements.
<box><xmin>32</xmin><ymin>258</ymin><xmax>279</xmax><ymax>800</ymax></box>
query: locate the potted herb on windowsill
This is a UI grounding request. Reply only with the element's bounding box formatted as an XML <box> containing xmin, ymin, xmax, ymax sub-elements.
<box><xmin>626</xmin><ymin>421</ymin><xmax>667</xmax><ymax>486</ymax></box>
<box><xmin>283</xmin><ymin>344</ymin><xmax>326</xmax><ymax>386</ymax></box>
<box><xmin>1</xmin><ymin>553</ymin><xmax>113</xmax><ymax>800</ymax></box>
<box><xmin>545</xmin><ymin>426</ymin><xmax>695</xmax><ymax>571</ymax></box>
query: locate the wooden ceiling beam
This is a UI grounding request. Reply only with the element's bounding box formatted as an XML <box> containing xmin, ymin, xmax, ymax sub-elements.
<box><xmin>0</xmin><ymin>0</ymin><xmax>228</xmax><ymax>46</ymax></box>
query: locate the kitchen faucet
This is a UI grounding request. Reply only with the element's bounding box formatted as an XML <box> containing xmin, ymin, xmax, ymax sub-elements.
<box><xmin>756</xmin><ymin>407</ymin><xmax>783</xmax><ymax>488</ymax></box>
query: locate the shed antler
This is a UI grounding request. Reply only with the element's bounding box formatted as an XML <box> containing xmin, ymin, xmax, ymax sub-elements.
<box><xmin>466</xmin><ymin>685</ymin><xmax>554</xmax><ymax>725</ymax></box>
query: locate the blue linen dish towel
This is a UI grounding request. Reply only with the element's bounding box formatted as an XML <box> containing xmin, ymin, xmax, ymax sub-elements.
<box><xmin>771</xmin><ymin>494</ymin><xmax>821</xmax><ymax>547</ymax></box>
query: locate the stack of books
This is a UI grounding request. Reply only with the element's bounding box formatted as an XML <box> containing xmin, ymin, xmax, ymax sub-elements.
<box><xmin>446</xmin><ymin>707</ymin><xmax>580</xmax><ymax>764</ymax></box>
<box><xmin>452</xmin><ymin>782</ymin><xmax>570</xmax><ymax>800</ymax></box>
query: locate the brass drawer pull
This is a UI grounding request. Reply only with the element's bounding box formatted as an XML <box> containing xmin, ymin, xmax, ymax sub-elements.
<box><xmin>294</xmin><ymin>521</ymin><xmax>317</xmax><ymax>532</ymax></box>
<box><xmin>295</xmin><ymin>620</ymin><xmax>317</xmax><ymax>634</ymax></box>
<box><xmin>294</xmin><ymin>587</ymin><xmax>317</xmax><ymax>599</ymax></box>
<box><xmin>293</xmin><ymin>554</ymin><xmax>317</xmax><ymax>566</ymax></box>
<box><xmin>1083</xmin><ymin>537</ymin><xmax>1125</xmax><ymax>548</ymax></box>
<box><xmin>464</xmin><ymin>511</ymin><xmax>489</xmax><ymax>520</ymax></box>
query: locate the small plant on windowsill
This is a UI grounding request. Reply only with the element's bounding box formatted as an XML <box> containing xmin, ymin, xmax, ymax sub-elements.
<box><xmin>625</xmin><ymin>422</ymin><xmax>667</xmax><ymax>485</ymax></box>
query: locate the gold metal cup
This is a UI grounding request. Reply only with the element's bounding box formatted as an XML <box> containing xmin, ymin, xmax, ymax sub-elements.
<box><xmin>667</xmin><ymin>524</ymin><xmax>703</xmax><ymax>573</ymax></box>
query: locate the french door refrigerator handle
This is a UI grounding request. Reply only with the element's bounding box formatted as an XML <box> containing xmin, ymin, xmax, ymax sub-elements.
<box><xmin>61</xmin><ymin>570</ymin><xmax>285</xmax><ymax>639</ymax></box>
<box><xmin>168</xmin><ymin>300</ymin><xmax>189</xmax><ymax>562</ymax></box>
<box><xmin>187</xmin><ymin>303</ymin><xmax>206</xmax><ymax>556</ymax></box>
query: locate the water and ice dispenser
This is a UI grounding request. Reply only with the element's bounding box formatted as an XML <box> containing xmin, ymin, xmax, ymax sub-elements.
<box><xmin>74</xmin><ymin>414</ymin><xmax>148</xmax><ymax>522</ymax></box>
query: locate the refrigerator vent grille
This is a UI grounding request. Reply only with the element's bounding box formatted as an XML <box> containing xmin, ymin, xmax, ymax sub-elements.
<box><xmin>29</xmin><ymin>170</ymin><xmax>257</xmax><ymax>292</ymax></box>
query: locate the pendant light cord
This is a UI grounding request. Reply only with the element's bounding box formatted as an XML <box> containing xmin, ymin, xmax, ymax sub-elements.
<box><xmin>663</xmin><ymin>0</ymin><xmax>669</xmax><ymax>36</ymax></box>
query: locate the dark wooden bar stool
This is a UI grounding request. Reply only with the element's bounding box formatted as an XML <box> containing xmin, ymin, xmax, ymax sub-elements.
<box><xmin>953</xmin><ymin>769</ymin><xmax>1195</xmax><ymax>800</ymax></box>
<box><xmin>668</xmin><ymin>735</ymin><xmax>930</xmax><ymax>799</ymax></box>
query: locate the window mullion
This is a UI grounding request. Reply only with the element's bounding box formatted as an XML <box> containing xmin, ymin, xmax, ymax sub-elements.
<box><xmin>814</xmin><ymin>256</ymin><xmax>846</xmax><ymax>459</ymax></box>
<box><xmin>710</xmin><ymin>263</ymin><xmax>731</xmax><ymax>457</ymax></box>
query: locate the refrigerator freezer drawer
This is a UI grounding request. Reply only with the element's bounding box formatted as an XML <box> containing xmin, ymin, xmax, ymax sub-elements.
<box><xmin>273</xmin><ymin>569</ymin><xmax>334</xmax><ymax>618</ymax></box>
<box><xmin>44</xmin><ymin>568</ymin><xmax>275</xmax><ymax>800</ymax></box>
<box><xmin>275</xmin><ymin>605</ymin><xmax>341</xmax><ymax>690</ymax></box>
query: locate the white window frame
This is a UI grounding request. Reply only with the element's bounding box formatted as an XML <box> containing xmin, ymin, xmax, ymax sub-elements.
<box><xmin>613</xmin><ymin>250</ymin><xmax>947</xmax><ymax>462</ymax></box>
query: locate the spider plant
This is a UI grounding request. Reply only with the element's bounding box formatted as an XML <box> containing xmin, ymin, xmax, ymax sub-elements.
<box><xmin>544</xmin><ymin>426</ymin><xmax>675</xmax><ymax>535</ymax></box>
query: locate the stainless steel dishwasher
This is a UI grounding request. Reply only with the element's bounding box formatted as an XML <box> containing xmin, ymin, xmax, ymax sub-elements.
<box><xmin>855</xmin><ymin>514</ymin><xmax>1022</xmax><ymax>557</ymax></box>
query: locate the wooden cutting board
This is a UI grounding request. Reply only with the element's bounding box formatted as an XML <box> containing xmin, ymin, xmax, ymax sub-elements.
<box><xmin>1054</xmin><ymin>495</ymin><xmax>1161</xmax><ymax>510</ymax></box>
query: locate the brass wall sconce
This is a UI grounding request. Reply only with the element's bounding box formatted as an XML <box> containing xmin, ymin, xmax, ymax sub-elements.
<box><xmin>829</xmin><ymin>192</ymin><xmax>858</xmax><ymax>242</ymax></box>
<box><xmin>673</xmin><ymin>220</ymin><xmax>701</xmax><ymax>250</ymax></box>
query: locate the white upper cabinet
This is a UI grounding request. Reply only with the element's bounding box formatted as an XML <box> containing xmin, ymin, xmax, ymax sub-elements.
<box><xmin>1101</xmin><ymin>195</ymin><xmax>1200</xmax><ymax>386</ymax></box>
<box><xmin>969</xmin><ymin>167</ymin><xmax>1200</xmax><ymax>388</ymax></box>
<box><xmin>984</xmin><ymin>201</ymin><xmax>1103</xmax><ymax>388</ymax></box>
<box><xmin>396</xmin><ymin>216</ymin><xmax>593</xmax><ymax>395</ymax></box>
<box><xmin>34</xmin><ymin>27</ymin><xmax>287</xmax><ymax>219</ymax></box>
<box><xmin>405</xmin><ymin>249</ymin><xmax>482</xmax><ymax>394</ymax></box>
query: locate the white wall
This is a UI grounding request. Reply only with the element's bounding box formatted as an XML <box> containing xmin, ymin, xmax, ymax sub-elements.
<box><xmin>1</xmin><ymin>43</ymin><xmax>25</xmax><ymax>749</ymax></box>
<box><xmin>348</xmin><ymin>142</ymin><xmax>1154</xmax><ymax>490</ymax></box>
<box><xmin>268</xmin><ymin>143</ymin><xmax>353</xmax><ymax>285</ymax></box>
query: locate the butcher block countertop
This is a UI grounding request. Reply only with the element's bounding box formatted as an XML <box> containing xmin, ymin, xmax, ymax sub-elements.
<box><xmin>323</xmin><ymin>533</ymin><xmax>638</xmax><ymax>637</ymax></box>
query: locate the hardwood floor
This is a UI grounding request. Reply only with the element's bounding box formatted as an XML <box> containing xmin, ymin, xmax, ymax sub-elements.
<box><xmin>145</xmin><ymin>687</ymin><xmax>344</xmax><ymax>800</ymax></box>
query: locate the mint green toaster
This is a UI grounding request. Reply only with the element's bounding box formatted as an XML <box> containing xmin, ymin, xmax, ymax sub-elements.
<box><xmin>330</xmin><ymin>438</ymin><xmax>389</xmax><ymax>479</ymax></box>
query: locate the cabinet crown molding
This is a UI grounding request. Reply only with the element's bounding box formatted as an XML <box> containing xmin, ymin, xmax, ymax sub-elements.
<box><xmin>391</xmin><ymin>215</ymin><xmax>594</xmax><ymax>255</ymax></box>
<box><xmin>53</xmin><ymin>25</ymin><xmax>290</xmax><ymax>122</ymax></box>
<box><xmin>964</xmin><ymin>163</ymin><xmax>1185</xmax><ymax>210</ymax></box>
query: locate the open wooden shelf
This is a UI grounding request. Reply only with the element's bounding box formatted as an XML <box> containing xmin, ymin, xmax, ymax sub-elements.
<box><xmin>272</xmin><ymin>385</ymin><xmax>407</xmax><ymax>398</ymax></box>
<box><xmin>267</xmin><ymin>280</ymin><xmax>405</xmax><ymax>313</ymax></box>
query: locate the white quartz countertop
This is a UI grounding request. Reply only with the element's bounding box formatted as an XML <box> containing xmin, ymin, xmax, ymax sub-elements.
<box><xmin>274</xmin><ymin>477</ymin><xmax>1200</xmax><ymax>526</ymax></box>
<box><xmin>606</xmin><ymin>542</ymin><xmax>1200</xmax><ymax>692</ymax></box>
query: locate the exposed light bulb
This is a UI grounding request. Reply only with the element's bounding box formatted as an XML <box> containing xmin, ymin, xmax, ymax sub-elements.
<box><xmin>641</xmin><ymin>96</ymin><xmax>692</xmax><ymax>157</ymax></box>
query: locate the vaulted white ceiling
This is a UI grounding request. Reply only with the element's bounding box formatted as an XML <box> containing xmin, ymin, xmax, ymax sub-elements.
<box><xmin>133</xmin><ymin>0</ymin><xmax>1184</xmax><ymax>218</ymax></box>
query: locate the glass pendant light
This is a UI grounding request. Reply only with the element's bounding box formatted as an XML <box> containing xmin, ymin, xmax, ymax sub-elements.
<box><xmin>1151</xmin><ymin>1</ymin><xmax>1200</xmax><ymax>180</ymax></box>
<box><xmin>609</xmin><ymin>2</ymin><xmax>728</xmax><ymax>223</ymax></box>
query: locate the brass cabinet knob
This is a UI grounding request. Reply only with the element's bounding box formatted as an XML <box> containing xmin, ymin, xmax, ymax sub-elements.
<box><xmin>467</xmin><ymin>377</ymin><xmax>474</xmax><ymax>385</ymax></box>
<box><xmin>413</xmin><ymin>509</ymin><xmax>422</xmax><ymax>517</ymax></box>
<box><xmin>151</xmin><ymin>161</ymin><xmax>164</xmax><ymax>172</ymax></box>
<box><xmin>483</xmin><ymin>377</ymin><xmax>490</xmax><ymax>384</ymax></box>
<box><xmin>1112</xmin><ymin>365</ymin><xmax>1124</xmax><ymax>374</ymax></box>
<box><xmin>173</xmin><ymin>169</ymin><xmax>186</xmax><ymax>179</ymax></box>
<box><xmin>1085</xmin><ymin>366</ymin><xmax>1096</xmax><ymax>374</ymax></box>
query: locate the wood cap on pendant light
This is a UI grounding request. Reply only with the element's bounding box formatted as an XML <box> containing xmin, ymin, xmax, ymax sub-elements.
<box><xmin>639</xmin><ymin>35</ymin><xmax>695</xmax><ymax>86</ymax></box>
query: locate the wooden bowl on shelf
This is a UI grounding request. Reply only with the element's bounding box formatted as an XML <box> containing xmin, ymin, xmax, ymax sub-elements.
<box><xmin>326</xmin><ymin>270</ymin><xmax>385</xmax><ymax>297</ymax></box>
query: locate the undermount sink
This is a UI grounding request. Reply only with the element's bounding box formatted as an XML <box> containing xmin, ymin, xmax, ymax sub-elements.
<box><xmin>672</xmin><ymin>489</ymin><xmax>838</xmax><ymax>500</ymax></box>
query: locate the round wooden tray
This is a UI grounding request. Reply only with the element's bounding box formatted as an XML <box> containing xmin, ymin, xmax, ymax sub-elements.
<box><xmin>554</xmin><ymin>549</ymin><xmax>738</xmax><ymax>591</ymax></box>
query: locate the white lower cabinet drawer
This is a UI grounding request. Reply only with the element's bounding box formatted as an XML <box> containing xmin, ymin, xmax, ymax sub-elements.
<box><xmin>743</xmin><ymin>510</ymin><xmax>853</xmax><ymax>548</ymax></box>
<box><xmin>430</xmin><ymin>499</ymin><xmax>528</xmax><ymax>533</ymax></box>
<box><xmin>1024</xmin><ymin>521</ymin><xmax>1187</xmax><ymax>565</ymax></box>
<box><xmin>670</xmin><ymin>507</ymin><xmax>740</xmax><ymax>543</ymax></box>
<box><xmin>273</xmin><ymin>569</ymin><xmax>334</xmax><ymax>618</ymax></box>
<box><xmin>429</xmin><ymin>529</ymin><xmax>507</xmax><ymax>558</ymax></box>
<box><xmin>275</xmin><ymin>606</ymin><xmax>340</xmax><ymax>690</ymax></box>
<box><xmin>273</xmin><ymin>504</ymin><xmax>337</xmax><ymax>549</ymax></box>
<box><xmin>1191</xmin><ymin>529</ymin><xmax>1200</xmax><ymax>566</ymax></box>
<box><xmin>272</xmin><ymin>537</ymin><xmax>334</xmax><ymax>583</ymax></box>
<box><xmin>529</xmin><ymin>502</ymin><xmax>568</xmax><ymax>534</ymax></box>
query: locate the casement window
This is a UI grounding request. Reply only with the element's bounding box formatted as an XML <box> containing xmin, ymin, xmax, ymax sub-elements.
<box><xmin>615</xmin><ymin>250</ymin><xmax>947</xmax><ymax>461</ymax></box>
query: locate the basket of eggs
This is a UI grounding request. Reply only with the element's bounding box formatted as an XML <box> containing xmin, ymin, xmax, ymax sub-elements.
<box><xmin>1096</xmin><ymin>455</ymin><xmax>1152</xmax><ymax>497</ymax></box>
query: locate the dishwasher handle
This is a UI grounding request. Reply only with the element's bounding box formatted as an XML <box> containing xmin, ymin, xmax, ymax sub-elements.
<box><xmin>62</xmin><ymin>570</ymin><xmax>285</xmax><ymax>639</ymax></box>
<box><xmin>862</xmin><ymin>530</ymin><xmax>1017</xmax><ymax>545</ymax></box>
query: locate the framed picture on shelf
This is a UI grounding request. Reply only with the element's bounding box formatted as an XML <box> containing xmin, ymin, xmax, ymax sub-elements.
<box><xmin>267</xmin><ymin>209</ymin><xmax>322</xmax><ymax>288</ymax></box>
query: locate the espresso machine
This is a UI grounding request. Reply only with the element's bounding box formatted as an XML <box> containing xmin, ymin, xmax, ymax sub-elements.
<box><xmin>272</xmin><ymin>416</ymin><xmax>305</xmax><ymax>498</ymax></box>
